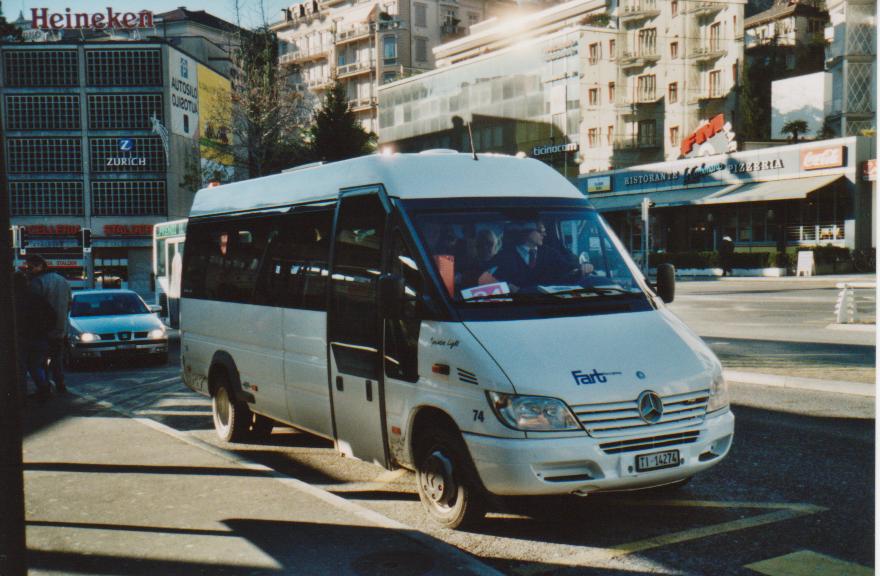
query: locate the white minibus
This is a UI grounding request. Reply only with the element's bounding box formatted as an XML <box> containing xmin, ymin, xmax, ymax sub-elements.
<box><xmin>180</xmin><ymin>151</ymin><xmax>734</xmax><ymax>528</ymax></box>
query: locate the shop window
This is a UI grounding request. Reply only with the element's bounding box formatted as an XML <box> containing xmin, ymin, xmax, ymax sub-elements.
<box><xmin>738</xmin><ymin>205</ymin><xmax>752</xmax><ymax>242</ymax></box>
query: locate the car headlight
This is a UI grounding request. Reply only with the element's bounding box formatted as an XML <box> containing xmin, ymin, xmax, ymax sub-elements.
<box><xmin>79</xmin><ymin>332</ymin><xmax>98</xmax><ymax>343</ymax></box>
<box><xmin>487</xmin><ymin>391</ymin><xmax>582</xmax><ymax>431</ymax></box>
<box><xmin>148</xmin><ymin>328</ymin><xmax>166</xmax><ymax>340</ymax></box>
<box><xmin>707</xmin><ymin>371</ymin><xmax>730</xmax><ymax>413</ymax></box>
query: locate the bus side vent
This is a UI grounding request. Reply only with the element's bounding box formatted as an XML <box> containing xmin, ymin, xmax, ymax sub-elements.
<box><xmin>457</xmin><ymin>368</ymin><xmax>479</xmax><ymax>386</ymax></box>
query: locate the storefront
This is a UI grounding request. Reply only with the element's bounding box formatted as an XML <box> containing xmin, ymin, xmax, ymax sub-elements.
<box><xmin>13</xmin><ymin>221</ymin><xmax>154</xmax><ymax>293</ymax></box>
<box><xmin>579</xmin><ymin>136</ymin><xmax>875</xmax><ymax>262</ymax></box>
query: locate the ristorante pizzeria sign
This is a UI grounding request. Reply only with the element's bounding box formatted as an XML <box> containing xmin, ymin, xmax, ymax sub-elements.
<box><xmin>30</xmin><ymin>8</ymin><xmax>154</xmax><ymax>30</ymax></box>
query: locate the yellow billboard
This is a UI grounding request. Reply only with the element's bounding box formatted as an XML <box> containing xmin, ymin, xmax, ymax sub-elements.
<box><xmin>197</xmin><ymin>63</ymin><xmax>234</xmax><ymax>185</ymax></box>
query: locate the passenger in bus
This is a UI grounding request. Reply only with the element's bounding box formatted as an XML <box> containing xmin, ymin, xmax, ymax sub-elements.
<box><xmin>459</xmin><ymin>228</ymin><xmax>501</xmax><ymax>288</ymax></box>
<box><xmin>493</xmin><ymin>220</ymin><xmax>593</xmax><ymax>291</ymax></box>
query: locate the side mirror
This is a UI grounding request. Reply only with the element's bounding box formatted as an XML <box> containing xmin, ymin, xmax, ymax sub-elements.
<box><xmin>148</xmin><ymin>304</ymin><xmax>163</xmax><ymax>314</ymax></box>
<box><xmin>379</xmin><ymin>273</ymin><xmax>405</xmax><ymax>318</ymax></box>
<box><xmin>654</xmin><ymin>263</ymin><xmax>675</xmax><ymax>304</ymax></box>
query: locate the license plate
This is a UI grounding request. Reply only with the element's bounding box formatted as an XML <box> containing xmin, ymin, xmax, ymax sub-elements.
<box><xmin>118</xmin><ymin>344</ymin><xmax>135</xmax><ymax>351</ymax></box>
<box><xmin>636</xmin><ymin>449</ymin><xmax>680</xmax><ymax>472</ymax></box>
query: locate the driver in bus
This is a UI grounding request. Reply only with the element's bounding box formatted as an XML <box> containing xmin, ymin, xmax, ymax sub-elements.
<box><xmin>493</xmin><ymin>220</ymin><xmax>593</xmax><ymax>291</ymax></box>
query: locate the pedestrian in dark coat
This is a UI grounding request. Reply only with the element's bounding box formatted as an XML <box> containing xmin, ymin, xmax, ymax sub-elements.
<box><xmin>719</xmin><ymin>236</ymin><xmax>735</xmax><ymax>277</ymax></box>
<box><xmin>13</xmin><ymin>270</ymin><xmax>53</xmax><ymax>401</ymax></box>
<box><xmin>26</xmin><ymin>255</ymin><xmax>71</xmax><ymax>393</ymax></box>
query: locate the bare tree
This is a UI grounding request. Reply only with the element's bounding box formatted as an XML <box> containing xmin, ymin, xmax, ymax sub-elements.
<box><xmin>222</xmin><ymin>26</ymin><xmax>312</xmax><ymax>178</ymax></box>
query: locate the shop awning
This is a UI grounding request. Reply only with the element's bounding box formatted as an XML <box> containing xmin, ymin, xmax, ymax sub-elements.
<box><xmin>587</xmin><ymin>185</ymin><xmax>730</xmax><ymax>212</ymax></box>
<box><xmin>696</xmin><ymin>174</ymin><xmax>844</xmax><ymax>205</ymax></box>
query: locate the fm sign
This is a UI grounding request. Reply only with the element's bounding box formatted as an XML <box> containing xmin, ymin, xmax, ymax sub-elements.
<box><xmin>680</xmin><ymin>113</ymin><xmax>737</xmax><ymax>159</ymax></box>
<box><xmin>31</xmin><ymin>8</ymin><xmax>154</xmax><ymax>30</ymax></box>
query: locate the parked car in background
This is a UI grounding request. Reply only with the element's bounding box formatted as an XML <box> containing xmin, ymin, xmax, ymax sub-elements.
<box><xmin>67</xmin><ymin>289</ymin><xmax>168</xmax><ymax>367</ymax></box>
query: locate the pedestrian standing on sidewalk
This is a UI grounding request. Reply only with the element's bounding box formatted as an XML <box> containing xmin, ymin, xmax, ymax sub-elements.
<box><xmin>13</xmin><ymin>270</ymin><xmax>53</xmax><ymax>402</ymax></box>
<box><xmin>26</xmin><ymin>255</ymin><xmax>71</xmax><ymax>394</ymax></box>
<box><xmin>719</xmin><ymin>236</ymin><xmax>735</xmax><ymax>277</ymax></box>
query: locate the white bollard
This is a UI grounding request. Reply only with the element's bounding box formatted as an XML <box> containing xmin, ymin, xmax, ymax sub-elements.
<box><xmin>835</xmin><ymin>282</ymin><xmax>876</xmax><ymax>324</ymax></box>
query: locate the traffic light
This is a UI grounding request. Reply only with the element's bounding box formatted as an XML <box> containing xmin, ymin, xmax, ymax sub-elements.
<box><xmin>80</xmin><ymin>228</ymin><xmax>92</xmax><ymax>253</ymax></box>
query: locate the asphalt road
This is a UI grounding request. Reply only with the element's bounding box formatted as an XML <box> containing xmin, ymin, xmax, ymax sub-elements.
<box><xmin>56</xmin><ymin>342</ymin><xmax>875</xmax><ymax>576</ymax></box>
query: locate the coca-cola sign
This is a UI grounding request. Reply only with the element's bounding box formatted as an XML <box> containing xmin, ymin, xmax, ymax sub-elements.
<box><xmin>800</xmin><ymin>146</ymin><xmax>845</xmax><ymax>171</ymax></box>
<box><xmin>31</xmin><ymin>8</ymin><xmax>154</xmax><ymax>30</ymax></box>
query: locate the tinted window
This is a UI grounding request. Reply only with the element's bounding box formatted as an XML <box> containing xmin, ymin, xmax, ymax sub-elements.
<box><xmin>255</xmin><ymin>208</ymin><xmax>333</xmax><ymax>310</ymax></box>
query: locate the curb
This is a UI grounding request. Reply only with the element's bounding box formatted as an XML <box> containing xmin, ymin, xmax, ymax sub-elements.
<box><xmin>724</xmin><ymin>369</ymin><xmax>875</xmax><ymax>397</ymax></box>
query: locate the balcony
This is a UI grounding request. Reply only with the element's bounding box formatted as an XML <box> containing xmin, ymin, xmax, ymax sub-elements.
<box><xmin>620</xmin><ymin>2</ymin><xmax>660</xmax><ymax>24</ymax></box>
<box><xmin>619</xmin><ymin>50</ymin><xmax>661</xmax><ymax>70</ymax></box>
<box><xmin>688</xmin><ymin>91</ymin><xmax>726</xmax><ymax>105</ymax></box>
<box><xmin>336</xmin><ymin>60</ymin><xmax>375</xmax><ymax>78</ymax></box>
<box><xmin>441</xmin><ymin>21</ymin><xmax>465</xmax><ymax>37</ymax></box>
<box><xmin>350</xmin><ymin>96</ymin><xmax>377</xmax><ymax>111</ymax></box>
<box><xmin>336</xmin><ymin>23</ymin><xmax>373</xmax><ymax>44</ymax></box>
<box><xmin>685</xmin><ymin>1</ymin><xmax>724</xmax><ymax>18</ymax></box>
<box><xmin>279</xmin><ymin>46</ymin><xmax>330</xmax><ymax>65</ymax></box>
<box><xmin>306</xmin><ymin>77</ymin><xmax>333</xmax><ymax>91</ymax></box>
<box><xmin>688</xmin><ymin>44</ymin><xmax>727</xmax><ymax>62</ymax></box>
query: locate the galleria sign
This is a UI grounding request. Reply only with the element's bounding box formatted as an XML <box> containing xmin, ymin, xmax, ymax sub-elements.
<box><xmin>31</xmin><ymin>8</ymin><xmax>154</xmax><ymax>30</ymax></box>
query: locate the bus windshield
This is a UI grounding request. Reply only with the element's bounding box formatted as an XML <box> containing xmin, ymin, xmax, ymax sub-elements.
<box><xmin>412</xmin><ymin>207</ymin><xmax>646</xmax><ymax>306</ymax></box>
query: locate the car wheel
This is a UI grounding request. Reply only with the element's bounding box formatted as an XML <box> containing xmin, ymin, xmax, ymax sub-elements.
<box><xmin>211</xmin><ymin>373</ymin><xmax>250</xmax><ymax>443</ymax></box>
<box><xmin>415</xmin><ymin>427</ymin><xmax>486</xmax><ymax>529</ymax></box>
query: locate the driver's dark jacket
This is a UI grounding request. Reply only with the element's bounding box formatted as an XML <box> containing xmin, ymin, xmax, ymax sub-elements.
<box><xmin>492</xmin><ymin>243</ymin><xmax>579</xmax><ymax>289</ymax></box>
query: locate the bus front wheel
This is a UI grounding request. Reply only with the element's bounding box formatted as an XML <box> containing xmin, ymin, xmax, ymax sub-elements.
<box><xmin>415</xmin><ymin>427</ymin><xmax>486</xmax><ymax>529</ymax></box>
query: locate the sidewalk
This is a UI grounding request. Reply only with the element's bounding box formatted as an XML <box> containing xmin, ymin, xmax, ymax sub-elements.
<box><xmin>21</xmin><ymin>394</ymin><xmax>501</xmax><ymax>576</ymax></box>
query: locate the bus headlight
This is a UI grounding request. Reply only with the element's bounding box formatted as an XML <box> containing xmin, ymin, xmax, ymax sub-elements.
<box><xmin>148</xmin><ymin>328</ymin><xmax>166</xmax><ymax>340</ymax></box>
<box><xmin>707</xmin><ymin>372</ymin><xmax>730</xmax><ymax>413</ymax></box>
<box><xmin>79</xmin><ymin>332</ymin><xmax>98</xmax><ymax>343</ymax></box>
<box><xmin>487</xmin><ymin>391</ymin><xmax>582</xmax><ymax>431</ymax></box>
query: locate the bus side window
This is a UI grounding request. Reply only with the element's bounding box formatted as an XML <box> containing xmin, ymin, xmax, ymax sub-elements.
<box><xmin>384</xmin><ymin>230</ymin><xmax>421</xmax><ymax>383</ymax></box>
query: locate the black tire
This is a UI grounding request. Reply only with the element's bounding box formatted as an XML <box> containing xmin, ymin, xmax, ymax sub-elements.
<box><xmin>211</xmin><ymin>373</ymin><xmax>251</xmax><ymax>443</ymax></box>
<box><xmin>415</xmin><ymin>426</ymin><xmax>487</xmax><ymax>529</ymax></box>
<box><xmin>249</xmin><ymin>413</ymin><xmax>274</xmax><ymax>441</ymax></box>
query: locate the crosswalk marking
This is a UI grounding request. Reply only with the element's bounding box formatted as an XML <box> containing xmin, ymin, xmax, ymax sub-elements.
<box><xmin>745</xmin><ymin>550</ymin><xmax>873</xmax><ymax>576</ymax></box>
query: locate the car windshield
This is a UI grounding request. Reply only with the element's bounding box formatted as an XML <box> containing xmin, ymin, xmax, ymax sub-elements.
<box><xmin>71</xmin><ymin>293</ymin><xmax>149</xmax><ymax>317</ymax></box>
<box><xmin>413</xmin><ymin>207</ymin><xmax>645</xmax><ymax>307</ymax></box>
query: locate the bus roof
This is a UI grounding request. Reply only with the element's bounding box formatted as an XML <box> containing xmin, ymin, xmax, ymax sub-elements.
<box><xmin>189</xmin><ymin>152</ymin><xmax>584</xmax><ymax>218</ymax></box>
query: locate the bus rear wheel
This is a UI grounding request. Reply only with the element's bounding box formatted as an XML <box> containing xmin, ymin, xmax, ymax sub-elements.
<box><xmin>211</xmin><ymin>374</ymin><xmax>250</xmax><ymax>443</ymax></box>
<box><xmin>415</xmin><ymin>427</ymin><xmax>486</xmax><ymax>529</ymax></box>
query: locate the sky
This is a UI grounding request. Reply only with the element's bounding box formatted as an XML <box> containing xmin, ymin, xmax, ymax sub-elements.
<box><xmin>5</xmin><ymin>0</ymin><xmax>292</xmax><ymax>29</ymax></box>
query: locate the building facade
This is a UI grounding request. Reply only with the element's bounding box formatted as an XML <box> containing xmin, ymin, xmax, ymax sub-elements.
<box><xmin>271</xmin><ymin>0</ymin><xmax>514</xmax><ymax>134</ymax></box>
<box><xmin>378</xmin><ymin>0</ymin><xmax>745</xmax><ymax>175</ymax></box>
<box><xmin>580</xmin><ymin>136</ymin><xmax>875</xmax><ymax>258</ymax></box>
<box><xmin>824</xmin><ymin>0</ymin><xmax>876</xmax><ymax>138</ymax></box>
<box><xmin>744</xmin><ymin>0</ymin><xmax>827</xmax><ymax>74</ymax></box>
<box><xmin>1</xmin><ymin>38</ymin><xmax>230</xmax><ymax>293</ymax></box>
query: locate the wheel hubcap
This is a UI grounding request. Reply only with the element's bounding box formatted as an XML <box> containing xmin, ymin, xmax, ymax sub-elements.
<box><xmin>422</xmin><ymin>450</ymin><xmax>456</xmax><ymax>509</ymax></box>
<box><xmin>215</xmin><ymin>388</ymin><xmax>230</xmax><ymax>427</ymax></box>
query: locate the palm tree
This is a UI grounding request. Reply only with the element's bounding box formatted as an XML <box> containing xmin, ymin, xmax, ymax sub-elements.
<box><xmin>781</xmin><ymin>119</ymin><xmax>809</xmax><ymax>143</ymax></box>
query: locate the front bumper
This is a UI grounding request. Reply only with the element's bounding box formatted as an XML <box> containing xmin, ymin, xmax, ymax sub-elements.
<box><xmin>70</xmin><ymin>340</ymin><xmax>168</xmax><ymax>359</ymax></box>
<box><xmin>464</xmin><ymin>409</ymin><xmax>734</xmax><ymax>496</ymax></box>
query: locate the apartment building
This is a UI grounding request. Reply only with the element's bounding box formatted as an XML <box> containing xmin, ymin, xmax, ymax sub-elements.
<box><xmin>271</xmin><ymin>0</ymin><xmax>513</xmax><ymax>134</ymax></box>
<box><xmin>824</xmin><ymin>0</ymin><xmax>876</xmax><ymax>138</ymax></box>
<box><xmin>378</xmin><ymin>0</ymin><xmax>745</xmax><ymax>175</ymax></box>
<box><xmin>744</xmin><ymin>0</ymin><xmax>828</xmax><ymax>74</ymax></box>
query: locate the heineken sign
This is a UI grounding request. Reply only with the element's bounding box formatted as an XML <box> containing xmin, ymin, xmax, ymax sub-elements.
<box><xmin>30</xmin><ymin>8</ymin><xmax>154</xmax><ymax>30</ymax></box>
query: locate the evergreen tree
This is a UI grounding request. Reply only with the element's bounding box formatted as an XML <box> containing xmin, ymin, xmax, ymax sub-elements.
<box><xmin>307</xmin><ymin>81</ymin><xmax>376</xmax><ymax>162</ymax></box>
<box><xmin>737</xmin><ymin>57</ymin><xmax>765</xmax><ymax>141</ymax></box>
